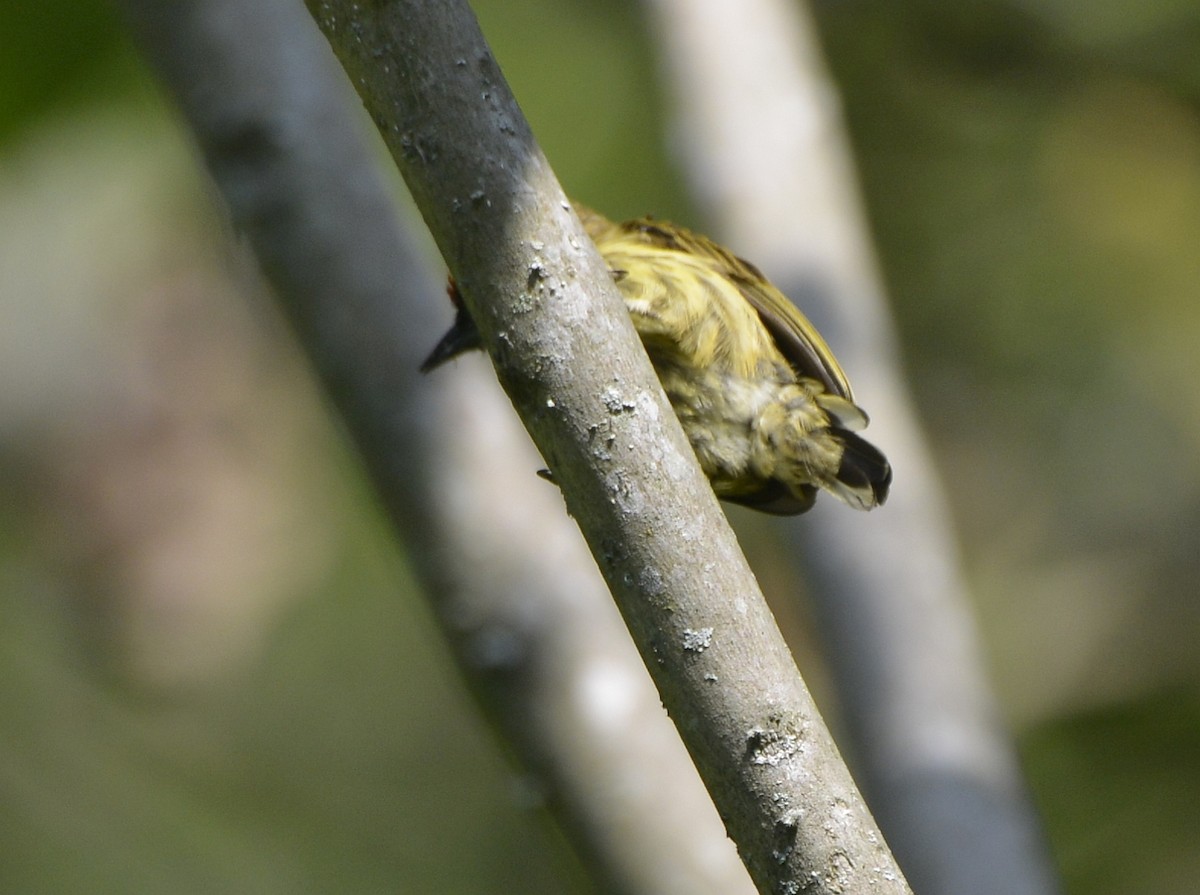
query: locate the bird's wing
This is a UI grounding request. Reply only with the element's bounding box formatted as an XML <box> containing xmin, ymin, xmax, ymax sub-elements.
<box><xmin>725</xmin><ymin>261</ymin><xmax>854</xmax><ymax>401</ymax></box>
<box><xmin>632</xmin><ymin>217</ymin><xmax>854</xmax><ymax>400</ymax></box>
<box><xmin>578</xmin><ymin>204</ymin><xmax>855</xmax><ymax>401</ymax></box>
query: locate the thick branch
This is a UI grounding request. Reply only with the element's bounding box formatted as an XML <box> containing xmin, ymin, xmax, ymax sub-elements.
<box><xmin>288</xmin><ymin>2</ymin><xmax>910</xmax><ymax>893</ymax></box>
<box><xmin>119</xmin><ymin>0</ymin><xmax>912</xmax><ymax>888</ymax></box>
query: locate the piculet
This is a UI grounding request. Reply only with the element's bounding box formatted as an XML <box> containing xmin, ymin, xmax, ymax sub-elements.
<box><xmin>421</xmin><ymin>202</ymin><xmax>891</xmax><ymax>515</ymax></box>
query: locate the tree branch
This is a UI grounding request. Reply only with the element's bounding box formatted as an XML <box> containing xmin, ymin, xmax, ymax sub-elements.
<box><xmin>115</xmin><ymin>2</ymin><xmax>756</xmax><ymax>893</ymax></box>
<box><xmin>299</xmin><ymin>4</ymin><xmax>909</xmax><ymax>892</ymax></box>
<box><xmin>121</xmin><ymin>0</ymin><xmax>914</xmax><ymax>889</ymax></box>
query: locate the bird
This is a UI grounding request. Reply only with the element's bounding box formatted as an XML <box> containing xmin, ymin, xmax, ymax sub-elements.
<box><xmin>421</xmin><ymin>202</ymin><xmax>891</xmax><ymax>515</ymax></box>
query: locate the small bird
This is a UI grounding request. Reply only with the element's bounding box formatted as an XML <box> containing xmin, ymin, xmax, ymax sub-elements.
<box><xmin>421</xmin><ymin>203</ymin><xmax>891</xmax><ymax>515</ymax></box>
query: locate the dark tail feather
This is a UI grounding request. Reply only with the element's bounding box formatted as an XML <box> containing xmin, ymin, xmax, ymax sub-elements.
<box><xmin>831</xmin><ymin>429</ymin><xmax>892</xmax><ymax>510</ymax></box>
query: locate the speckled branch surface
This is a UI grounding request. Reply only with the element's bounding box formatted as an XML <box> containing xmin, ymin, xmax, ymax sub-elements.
<box><xmin>293</xmin><ymin>3</ymin><xmax>910</xmax><ymax>892</ymax></box>
<box><xmin>123</xmin><ymin>0</ymin><xmax>912</xmax><ymax>888</ymax></box>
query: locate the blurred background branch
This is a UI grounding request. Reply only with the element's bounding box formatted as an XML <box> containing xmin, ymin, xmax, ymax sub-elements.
<box><xmin>114</xmin><ymin>0</ymin><xmax>757</xmax><ymax>893</ymax></box>
<box><xmin>640</xmin><ymin>0</ymin><xmax>1060</xmax><ymax>892</ymax></box>
<box><xmin>127</xmin><ymin>0</ymin><xmax>909</xmax><ymax>889</ymax></box>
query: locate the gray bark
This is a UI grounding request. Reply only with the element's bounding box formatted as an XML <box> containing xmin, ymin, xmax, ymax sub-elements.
<box><xmin>299</xmin><ymin>2</ymin><xmax>911</xmax><ymax>891</ymax></box>
<box><xmin>115</xmin><ymin>1</ymin><xmax>755</xmax><ymax>892</ymax></box>
<box><xmin>121</xmin><ymin>0</ymin><xmax>915</xmax><ymax>890</ymax></box>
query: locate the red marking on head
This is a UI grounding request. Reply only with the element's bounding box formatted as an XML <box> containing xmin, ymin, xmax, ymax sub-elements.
<box><xmin>446</xmin><ymin>276</ymin><xmax>464</xmax><ymax>310</ymax></box>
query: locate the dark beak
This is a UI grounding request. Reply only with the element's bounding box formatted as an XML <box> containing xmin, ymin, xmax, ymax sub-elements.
<box><xmin>419</xmin><ymin>305</ymin><xmax>482</xmax><ymax>372</ymax></box>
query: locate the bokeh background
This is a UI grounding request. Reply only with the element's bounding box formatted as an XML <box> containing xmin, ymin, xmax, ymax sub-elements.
<box><xmin>3</xmin><ymin>0</ymin><xmax>1199</xmax><ymax>892</ymax></box>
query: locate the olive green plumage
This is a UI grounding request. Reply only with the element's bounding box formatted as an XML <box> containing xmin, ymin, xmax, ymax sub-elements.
<box><xmin>422</xmin><ymin>202</ymin><xmax>891</xmax><ymax>515</ymax></box>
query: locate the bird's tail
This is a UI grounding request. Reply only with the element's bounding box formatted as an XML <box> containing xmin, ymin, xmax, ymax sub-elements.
<box><xmin>827</xmin><ymin>428</ymin><xmax>892</xmax><ymax>510</ymax></box>
<box><xmin>814</xmin><ymin>393</ymin><xmax>891</xmax><ymax>510</ymax></box>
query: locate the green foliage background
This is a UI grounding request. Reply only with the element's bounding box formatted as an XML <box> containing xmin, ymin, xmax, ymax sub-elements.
<box><xmin>2</xmin><ymin>0</ymin><xmax>1198</xmax><ymax>892</ymax></box>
